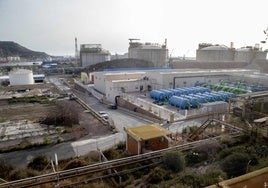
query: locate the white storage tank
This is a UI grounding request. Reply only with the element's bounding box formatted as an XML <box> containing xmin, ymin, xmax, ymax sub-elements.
<box><xmin>196</xmin><ymin>45</ymin><xmax>234</xmax><ymax>62</ymax></box>
<box><xmin>9</xmin><ymin>69</ymin><xmax>34</xmax><ymax>86</ymax></box>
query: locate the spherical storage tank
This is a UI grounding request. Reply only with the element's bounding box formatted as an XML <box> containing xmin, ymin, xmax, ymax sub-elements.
<box><xmin>196</xmin><ymin>45</ymin><xmax>234</xmax><ymax>62</ymax></box>
<box><xmin>9</xmin><ymin>69</ymin><xmax>34</xmax><ymax>86</ymax></box>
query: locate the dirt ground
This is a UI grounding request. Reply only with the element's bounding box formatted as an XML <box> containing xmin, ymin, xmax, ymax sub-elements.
<box><xmin>0</xmin><ymin>99</ymin><xmax>113</xmax><ymax>149</ymax></box>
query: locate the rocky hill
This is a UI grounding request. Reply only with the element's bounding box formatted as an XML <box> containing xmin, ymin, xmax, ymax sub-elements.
<box><xmin>0</xmin><ymin>41</ymin><xmax>50</xmax><ymax>60</ymax></box>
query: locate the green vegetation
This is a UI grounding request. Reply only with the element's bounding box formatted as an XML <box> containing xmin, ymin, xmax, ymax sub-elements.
<box><xmin>27</xmin><ymin>155</ymin><xmax>49</xmax><ymax>171</ymax></box>
<box><xmin>8</xmin><ymin>96</ymin><xmax>50</xmax><ymax>104</ymax></box>
<box><xmin>163</xmin><ymin>151</ymin><xmax>185</xmax><ymax>172</ymax></box>
<box><xmin>2</xmin><ymin>128</ymin><xmax>268</xmax><ymax>187</ymax></box>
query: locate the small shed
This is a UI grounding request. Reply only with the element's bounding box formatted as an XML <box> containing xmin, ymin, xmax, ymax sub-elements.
<box><xmin>125</xmin><ymin>124</ymin><xmax>172</xmax><ymax>155</ymax></box>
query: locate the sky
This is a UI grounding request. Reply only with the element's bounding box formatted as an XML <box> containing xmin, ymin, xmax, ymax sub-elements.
<box><xmin>0</xmin><ymin>0</ymin><xmax>267</xmax><ymax>57</ymax></box>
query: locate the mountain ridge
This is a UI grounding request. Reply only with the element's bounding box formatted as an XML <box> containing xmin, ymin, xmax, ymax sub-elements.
<box><xmin>0</xmin><ymin>41</ymin><xmax>50</xmax><ymax>60</ymax></box>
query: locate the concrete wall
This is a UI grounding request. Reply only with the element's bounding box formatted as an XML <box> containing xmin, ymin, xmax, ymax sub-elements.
<box><xmin>81</xmin><ymin>53</ymin><xmax>110</xmax><ymax>67</ymax></box>
<box><xmin>117</xmin><ymin>97</ymin><xmax>162</xmax><ymax>121</ymax></box>
<box><xmin>196</xmin><ymin>49</ymin><xmax>234</xmax><ymax>62</ymax></box>
<box><xmin>129</xmin><ymin>48</ymin><xmax>168</xmax><ymax>67</ymax></box>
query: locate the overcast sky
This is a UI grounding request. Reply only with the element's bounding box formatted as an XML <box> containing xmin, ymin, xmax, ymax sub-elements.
<box><xmin>0</xmin><ymin>0</ymin><xmax>267</xmax><ymax>56</ymax></box>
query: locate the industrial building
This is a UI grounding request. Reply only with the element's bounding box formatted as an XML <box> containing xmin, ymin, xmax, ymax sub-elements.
<box><xmin>125</xmin><ymin>124</ymin><xmax>171</xmax><ymax>155</ymax></box>
<box><xmin>80</xmin><ymin>44</ymin><xmax>111</xmax><ymax>67</ymax></box>
<box><xmin>8</xmin><ymin>69</ymin><xmax>34</xmax><ymax>86</ymax></box>
<box><xmin>196</xmin><ymin>43</ymin><xmax>267</xmax><ymax>63</ymax></box>
<box><xmin>92</xmin><ymin>68</ymin><xmax>265</xmax><ymax>102</ymax></box>
<box><xmin>128</xmin><ymin>39</ymin><xmax>168</xmax><ymax>67</ymax></box>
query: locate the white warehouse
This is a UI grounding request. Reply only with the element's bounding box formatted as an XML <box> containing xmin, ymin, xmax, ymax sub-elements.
<box><xmin>92</xmin><ymin>68</ymin><xmax>258</xmax><ymax>102</ymax></box>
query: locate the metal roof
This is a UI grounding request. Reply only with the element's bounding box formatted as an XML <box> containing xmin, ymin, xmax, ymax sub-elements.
<box><xmin>125</xmin><ymin>124</ymin><xmax>171</xmax><ymax>141</ymax></box>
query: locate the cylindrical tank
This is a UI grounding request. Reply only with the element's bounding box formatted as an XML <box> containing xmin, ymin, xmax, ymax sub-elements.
<box><xmin>183</xmin><ymin>95</ymin><xmax>199</xmax><ymax>108</ymax></box>
<box><xmin>168</xmin><ymin>96</ymin><xmax>190</xmax><ymax>109</ymax></box>
<box><xmin>190</xmin><ymin>94</ymin><xmax>207</xmax><ymax>103</ymax></box>
<box><xmin>196</xmin><ymin>45</ymin><xmax>234</xmax><ymax>62</ymax></box>
<box><xmin>199</xmin><ymin>93</ymin><xmax>215</xmax><ymax>102</ymax></box>
<box><xmin>209</xmin><ymin>92</ymin><xmax>222</xmax><ymax>101</ymax></box>
<box><xmin>175</xmin><ymin>88</ymin><xmax>189</xmax><ymax>95</ymax></box>
<box><xmin>234</xmin><ymin>47</ymin><xmax>267</xmax><ymax>62</ymax></box>
<box><xmin>9</xmin><ymin>69</ymin><xmax>34</xmax><ymax>86</ymax></box>
<box><xmin>150</xmin><ymin>90</ymin><xmax>165</xmax><ymax>101</ymax></box>
<box><xmin>159</xmin><ymin>89</ymin><xmax>173</xmax><ymax>99</ymax></box>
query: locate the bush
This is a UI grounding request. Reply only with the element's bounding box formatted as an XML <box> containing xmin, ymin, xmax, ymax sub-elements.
<box><xmin>185</xmin><ymin>151</ymin><xmax>201</xmax><ymax>166</ymax></box>
<box><xmin>27</xmin><ymin>155</ymin><xmax>49</xmax><ymax>171</ymax></box>
<box><xmin>0</xmin><ymin>162</ymin><xmax>14</xmax><ymax>180</ymax></box>
<box><xmin>179</xmin><ymin>173</ymin><xmax>204</xmax><ymax>188</ymax></box>
<box><xmin>103</xmin><ymin>148</ymin><xmax>120</xmax><ymax>160</ymax></box>
<box><xmin>64</xmin><ymin>158</ymin><xmax>88</xmax><ymax>170</ymax></box>
<box><xmin>163</xmin><ymin>151</ymin><xmax>185</xmax><ymax>173</ymax></box>
<box><xmin>9</xmin><ymin>168</ymin><xmax>39</xmax><ymax>181</ymax></box>
<box><xmin>220</xmin><ymin>152</ymin><xmax>250</xmax><ymax>178</ymax></box>
<box><xmin>202</xmin><ymin>167</ymin><xmax>227</xmax><ymax>186</ymax></box>
<box><xmin>147</xmin><ymin>167</ymin><xmax>169</xmax><ymax>184</ymax></box>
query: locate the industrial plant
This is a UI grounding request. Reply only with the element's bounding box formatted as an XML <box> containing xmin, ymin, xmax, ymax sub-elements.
<box><xmin>0</xmin><ymin>38</ymin><xmax>268</xmax><ymax>188</ymax></box>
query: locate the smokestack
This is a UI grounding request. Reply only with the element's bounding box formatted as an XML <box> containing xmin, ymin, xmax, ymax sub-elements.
<box><xmin>75</xmin><ymin>37</ymin><xmax>78</xmax><ymax>64</ymax></box>
<box><xmin>230</xmin><ymin>42</ymin><xmax>234</xmax><ymax>49</ymax></box>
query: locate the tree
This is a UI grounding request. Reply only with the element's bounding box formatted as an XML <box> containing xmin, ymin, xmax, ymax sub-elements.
<box><xmin>162</xmin><ymin>151</ymin><xmax>185</xmax><ymax>172</ymax></box>
<box><xmin>220</xmin><ymin>152</ymin><xmax>250</xmax><ymax>178</ymax></box>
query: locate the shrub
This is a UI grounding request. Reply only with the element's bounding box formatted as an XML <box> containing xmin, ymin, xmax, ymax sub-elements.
<box><xmin>0</xmin><ymin>162</ymin><xmax>14</xmax><ymax>180</ymax></box>
<box><xmin>147</xmin><ymin>167</ymin><xmax>169</xmax><ymax>184</ymax></box>
<box><xmin>220</xmin><ymin>152</ymin><xmax>250</xmax><ymax>178</ymax></box>
<box><xmin>27</xmin><ymin>155</ymin><xmax>49</xmax><ymax>171</ymax></box>
<box><xmin>64</xmin><ymin>158</ymin><xmax>88</xmax><ymax>170</ymax></box>
<box><xmin>185</xmin><ymin>151</ymin><xmax>201</xmax><ymax>166</ymax></box>
<box><xmin>162</xmin><ymin>151</ymin><xmax>185</xmax><ymax>172</ymax></box>
<box><xmin>202</xmin><ymin>167</ymin><xmax>227</xmax><ymax>186</ymax></box>
<box><xmin>179</xmin><ymin>173</ymin><xmax>204</xmax><ymax>188</ymax></box>
<box><xmin>9</xmin><ymin>168</ymin><xmax>39</xmax><ymax>181</ymax></box>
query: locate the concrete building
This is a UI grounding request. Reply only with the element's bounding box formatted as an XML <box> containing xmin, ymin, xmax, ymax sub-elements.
<box><xmin>128</xmin><ymin>39</ymin><xmax>168</xmax><ymax>67</ymax></box>
<box><xmin>92</xmin><ymin>68</ymin><xmax>260</xmax><ymax>102</ymax></box>
<box><xmin>9</xmin><ymin>69</ymin><xmax>34</xmax><ymax>86</ymax></box>
<box><xmin>80</xmin><ymin>44</ymin><xmax>111</xmax><ymax>67</ymax></box>
<box><xmin>125</xmin><ymin>124</ymin><xmax>171</xmax><ymax>155</ymax></box>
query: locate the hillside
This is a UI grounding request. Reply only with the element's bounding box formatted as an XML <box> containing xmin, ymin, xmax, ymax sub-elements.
<box><xmin>0</xmin><ymin>41</ymin><xmax>50</xmax><ymax>60</ymax></box>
